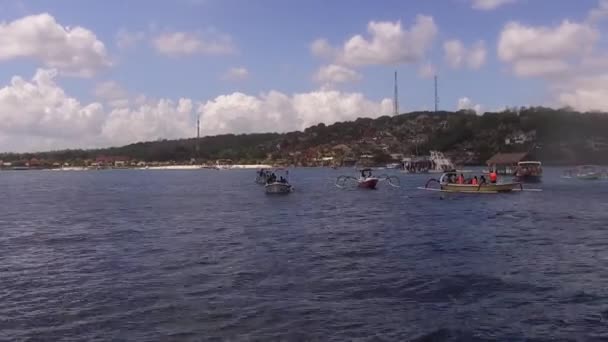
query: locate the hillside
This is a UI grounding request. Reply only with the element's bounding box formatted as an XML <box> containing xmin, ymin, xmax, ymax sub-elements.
<box><xmin>2</xmin><ymin>107</ymin><xmax>608</xmax><ymax>167</ymax></box>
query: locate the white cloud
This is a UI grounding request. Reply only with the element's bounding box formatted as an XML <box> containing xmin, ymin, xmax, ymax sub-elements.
<box><xmin>198</xmin><ymin>91</ymin><xmax>392</xmax><ymax>136</ymax></box>
<box><xmin>443</xmin><ymin>39</ymin><xmax>486</xmax><ymax>69</ymax></box>
<box><xmin>0</xmin><ymin>69</ymin><xmax>106</xmax><ymax>151</ymax></box>
<box><xmin>312</xmin><ymin>16</ymin><xmax>438</xmax><ymax>67</ymax></box>
<box><xmin>498</xmin><ymin>20</ymin><xmax>599</xmax><ymax>77</ymax></box>
<box><xmin>116</xmin><ymin>29</ymin><xmax>146</xmax><ymax>49</ymax></box>
<box><xmin>0</xmin><ymin>13</ymin><xmax>111</xmax><ymax>77</ymax></box>
<box><xmin>314</xmin><ymin>64</ymin><xmax>362</xmax><ymax>85</ymax></box>
<box><xmin>418</xmin><ymin>62</ymin><xmax>436</xmax><ymax>79</ymax></box>
<box><xmin>102</xmin><ymin>98</ymin><xmax>195</xmax><ymax>145</ymax></box>
<box><xmin>0</xmin><ymin>69</ymin><xmax>393</xmax><ymax>152</ymax></box>
<box><xmin>93</xmin><ymin>81</ymin><xmax>130</xmax><ymax>108</ymax></box>
<box><xmin>471</xmin><ymin>0</ymin><xmax>516</xmax><ymax>10</ymax></box>
<box><xmin>495</xmin><ymin>15</ymin><xmax>608</xmax><ymax>111</ymax></box>
<box><xmin>153</xmin><ymin>30</ymin><xmax>236</xmax><ymax>57</ymax></box>
<box><xmin>221</xmin><ymin>67</ymin><xmax>250</xmax><ymax>81</ymax></box>
<box><xmin>457</xmin><ymin>97</ymin><xmax>483</xmax><ymax>114</ymax></box>
<box><xmin>553</xmin><ymin>74</ymin><xmax>608</xmax><ymax>112</ymax></box>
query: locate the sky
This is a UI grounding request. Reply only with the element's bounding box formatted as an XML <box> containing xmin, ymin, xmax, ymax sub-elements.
<box><xmin>1</xmin><ymin>0</ymin><xmax>608</xmax><ymax>152</ymax></box>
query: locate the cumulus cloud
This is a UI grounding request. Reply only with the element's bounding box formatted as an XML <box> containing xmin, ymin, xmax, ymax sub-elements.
<box><xmin>553</xmin><ymin>74</ymin><xmax>608</xmax><ymax>112</ymax></box>
<box><xmin>457</xmin><ymin>97</ymin><xmax>483</xmax><ymax>114</ymax></box>
<box><xmin>0</xmin><ymin>69</ymin><xmax>393</xmax><ymax>152</ymax></box>
<box><xmin>0</xmin><ymin>13</ymin><xmax>111</xmax><ymax>77</ymax></box>
<box><xmin>443</xmin><ymin>39</ymin><xmax>486</xmax><ymax>69</ymax></box>
<box><xmin>93</xmin><ymin>81</ymin><xmax>130</xmax><ymax>108</ymax></box>
<box><xmin>153</xmin><ymin>30</ymin><xmax>237</xmax><ymax>57</ymax></box>
<box><xmin>311</xmin><ymin>16</ymin><xmax>438</xmax><ymax>67</ymax></box>
<box><xmin>471</xmin><ymin>0</ymin><xmax>517</xmax><ymax>10</ymax></box>
<box><xmin>314</xmin><ymin>64</ymin><xmax>362</xmax><ymax>85</ymax></box>
<box><xmin>198</xmin><ymin>91</ymin><xmax>392</xmax><ymax>136</ymax></box>
<box><xmin>221</xmin><ymin>67</ymin><xmax>250</xmax><ymax>81</ymax></box>
<box><xmin>0</xmin><ymin>69</ymin><xmax>105</xmax><ymax>150</ymax></box>
<box><xmin>496</xmin><ymin>12</ymin><xmax>608</xmax><ymax>111</ymax></box>
<box><xmin>498</xmin><ymin>20</ymin><xmax>598</xmax><ymax>77</ymax></box>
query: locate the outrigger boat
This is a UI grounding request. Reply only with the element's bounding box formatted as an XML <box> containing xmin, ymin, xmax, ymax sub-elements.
<box><xmin>264</xmin><ymin>168</ymin><xmax>294</xmax><ymax>194</ymax></box>
<box><xmin>575</xmin><ymin>165</ymin><xmax>601</xmax><ymax>180</ymax></box>
<box><xmin>336</xmin><ymin>168</ymin><xmax>400</xmax><ymax>189</ymax></box>
<box><xmin>422</xmin><ymin>172</ymin><xmax>523</xmax><ymax>193</ymax></box>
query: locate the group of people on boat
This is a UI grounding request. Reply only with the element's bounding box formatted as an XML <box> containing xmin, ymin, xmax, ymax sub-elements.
<box><xmin>259</xmin><ymin>168</ymin><xmax>288</xmax><ymax>184</ymax></box>
<box><xmin>445</xmin><ymin>170</ymin><xmax>498</xmax><ymax>185</ymax></box>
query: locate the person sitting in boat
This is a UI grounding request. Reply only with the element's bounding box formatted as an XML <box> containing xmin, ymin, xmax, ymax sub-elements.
<box><xmin>457</xmin><ymin>173</ymin><xmax>465</xmax><ymax>184</ymax></box>
<box><xmin>480</xmin><ymin>175</ymin><xmax>487</xmax><ymax>184</ymax></box>
<box><xmin>489</xmin><ymin>169</ymin><xmax>498</xmax><ymax>184</ymax></box>
<box><xmin>279</xmin><ymin>176</ymin><xmax>286</xmax><ymax>183</ymax></box>
<box><xmin>471</xmin><ymin>176</ymin><xmax>479</xmax><ymax>185</ymax></box>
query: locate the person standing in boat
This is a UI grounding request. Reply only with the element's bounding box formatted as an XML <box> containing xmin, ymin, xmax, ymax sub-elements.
<box><xmin>489</xmin><ymin>169</ymin><xmax>498</xmax><ymax>184</ymax></box>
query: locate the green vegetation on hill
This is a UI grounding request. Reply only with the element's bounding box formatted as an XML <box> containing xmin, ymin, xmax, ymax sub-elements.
<box><xmin>2</xmin><ymin>107</ymin><xmax>608</xmax><ymax>167</ymax></box>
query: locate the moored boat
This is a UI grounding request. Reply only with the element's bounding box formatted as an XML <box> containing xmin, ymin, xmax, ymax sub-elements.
<box><xmin>575</xmin><ymin>165</ymin><xmax>601</xmax><ymax>180</ymax></box>
<box><xmin>514</xmin><ymin>161</ymin><xmax>542</xmax><ymax>183</ymax></box>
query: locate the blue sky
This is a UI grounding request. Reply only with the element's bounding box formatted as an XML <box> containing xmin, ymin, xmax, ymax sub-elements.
<box><xmin>0</xmin><ymin>0</ymin><xmax>607</xmax><ymax>151</ymax></box>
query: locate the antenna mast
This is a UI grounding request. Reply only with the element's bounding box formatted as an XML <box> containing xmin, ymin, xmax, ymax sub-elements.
<box><xmin>393</xmin><ymin>71</ymin><xmax>399</xmax><ymax>115</ymax></box>
<box><xmin>196</xmin><ymin>118</ymin><xmax>200</xmax><ymax>156</ymax></box>
<box><xmin>434</xmin><ymin>75</ymin><xmax>439</xmax><ymax>112</ymax></box>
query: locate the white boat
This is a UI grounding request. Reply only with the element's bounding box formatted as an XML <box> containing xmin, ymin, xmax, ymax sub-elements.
<box><xmin>428</xmin><ymin>151</ymin><xmax>456</xmax><ymax>173</ymax></box>
<box><xmin>264</xmin><ymin>168</ymin><xmax>293</xmax><ymax>194</ymax></box>
<box><xmin>215</xmin><ymin>159</ymin><xmax>233</xmax><ymax>170</ymax></box>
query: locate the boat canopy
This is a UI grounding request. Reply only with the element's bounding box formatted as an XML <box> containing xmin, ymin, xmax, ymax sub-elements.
<box><xmin>517</xmin><ymin>161</ymin><xmax>541</xmax><ymax>166</ymax></box>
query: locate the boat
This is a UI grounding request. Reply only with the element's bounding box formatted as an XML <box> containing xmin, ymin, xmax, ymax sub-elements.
<box><xmin>428</xmin><ymin>151</ymin><xmax>457</xmax><ymax>173</ymax></box>
<box><xmin>335</xmin><ymin>169</ymin><xmax>400</xmax><ymax>189</ymax></box>
<box><xmin>402</xmin><ymin>156</ymin><xmax>431</xmax><ymax>174</ymax></box>
<box><xmin>215</xmin><ymin>159</ymin><xmax>233</xmax><ymax>170</ymax></box>
<box><xmin>514</xmin><ymin>161</ymin><xmax>542</xmax><ymax>182</ymax></box>
<box><xmin>423</xmin><ymin>172</ymin><xmax>523</xmax><ymax>193</ymax></box>
<box><xmin>264</xmin><ymin>168</ymin><xmax>293</xmax><ymax>194</ymax></box>
<box><xmin>357</xmin><ymin>168</ymin><xmax>379</xmax><ymax>189</ymax></box>
<box><xmin>575</xmin><ymin>165</ymin><xmax>601</xmax><ymax>180</ymax></box>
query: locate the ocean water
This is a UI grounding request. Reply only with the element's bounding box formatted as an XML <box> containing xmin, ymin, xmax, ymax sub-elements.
<box><xmin>1</xmin><ymin>168</ymin><xmax>607</xmax><ymax>341</ymax></box>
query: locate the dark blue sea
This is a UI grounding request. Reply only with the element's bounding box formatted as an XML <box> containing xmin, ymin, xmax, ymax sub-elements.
<box><xmin>1</xmin><ymin>167</ymin><xmax>607</xmax><ymax>341</ymax></box>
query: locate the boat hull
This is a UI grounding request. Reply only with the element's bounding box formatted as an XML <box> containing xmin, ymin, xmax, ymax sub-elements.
<box><xmin>358</xmin><ymin>178</ymin><xmax>379</xmax><ymax>189</ymax></box>
<box><xmin>514</xmin><ymin>175</ymin><xmax>542</xmax><ymax>183</ymax></box>
<box><xmin>441</xmin><ymin>182</ymin><xmax>521</xmax><ymax>193</ymax></box>
<box><xmin>265</xmin><ymin>183</ymin><xmax>292</xmax><ymax>194</ymax></box>
<box><xmin>577</xmin><ymin>174</ymin><xmax>600</xmax><ymax>180</ymax></box>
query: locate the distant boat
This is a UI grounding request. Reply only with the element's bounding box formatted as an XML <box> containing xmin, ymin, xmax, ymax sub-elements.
<box><xmin>428</xmin><ymin>151</ymin><xmax>456</xmax><ymax>173</ymax></box>
<box><xmin>514</xmin><ymin>161</ymin><xmax>543</xmax><ymax>183</ymax></box>
<box><xmin>215</xmin><ymin>159</ymin><xmax>233</xmax><ymax>170</ymax></box>
<box><xmin>575</xmin><ymin>165</ymin><xmax>601</xmax><ymax>180</ymax></box>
